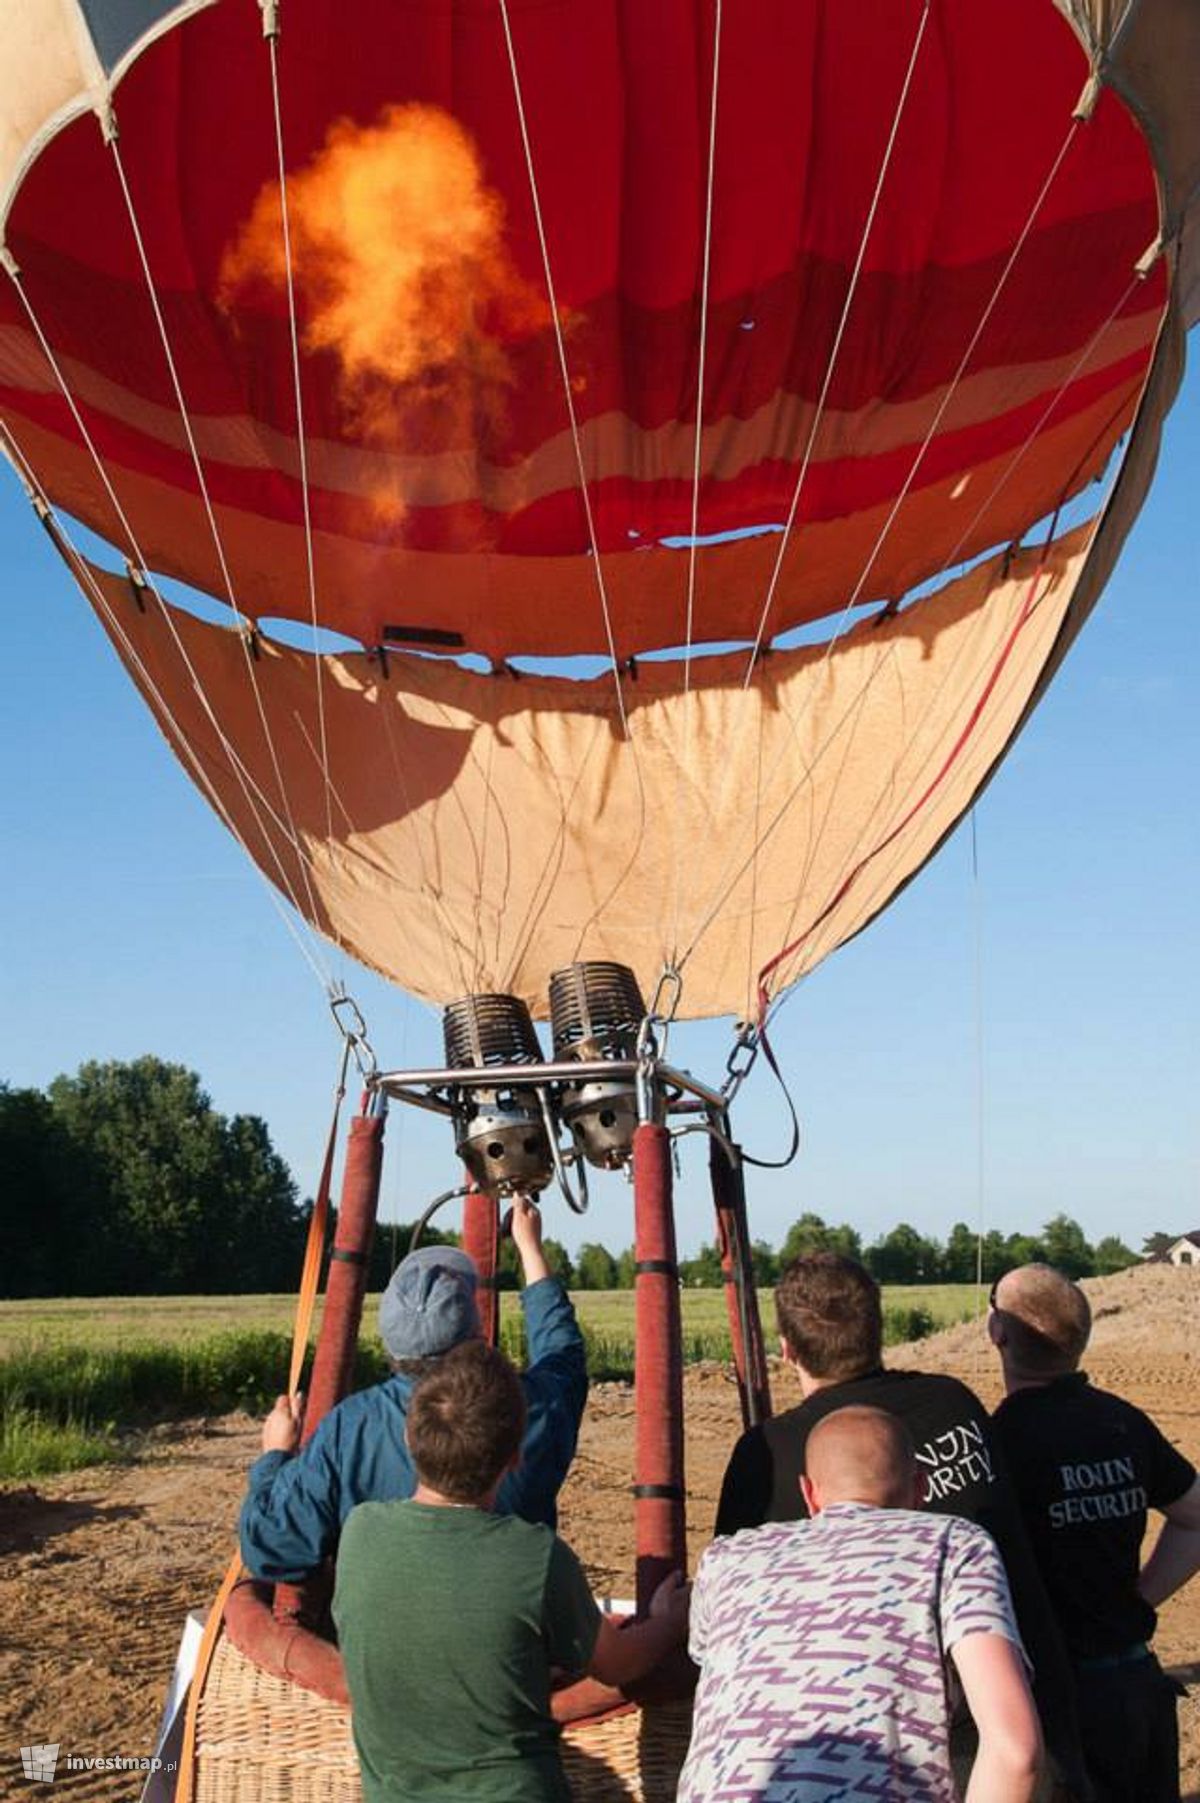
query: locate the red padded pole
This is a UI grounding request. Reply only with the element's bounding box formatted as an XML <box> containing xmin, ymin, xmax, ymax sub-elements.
<box><xmin>461</xmin><ymin>1186</ymin><xmax>501</xmax><ymax>1347</ymax></box>
<box><xmin>711</xmin><ymin>1136</ymin><xmax>772</xmax><ymax>1429</ymax></box>
<box><xmin>303</xmin><ymin>1109</ymin><xmax>386</xmax><ymax>1441</ymax></box>
<box><xmin>633</xmin><ymin>1121</ymin><xmax>686</xmax><ymax>1615</ymax></box>
<box><xmin>275</xmin><ymin>1107</ymin><xmax>385</xmax><ymax>1625</ymax></box>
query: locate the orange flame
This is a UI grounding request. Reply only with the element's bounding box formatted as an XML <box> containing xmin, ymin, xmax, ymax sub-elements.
<box><xmin>222</xmin><ymin>105</ymin><xmax>550</xmax><ymax>520</ymax></box>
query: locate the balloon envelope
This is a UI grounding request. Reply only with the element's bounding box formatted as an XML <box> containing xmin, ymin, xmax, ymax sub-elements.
<box><xmin>0</xmin><ymin>0</ymin><xmax>1194</xmax><ymax>1014</ymax></box>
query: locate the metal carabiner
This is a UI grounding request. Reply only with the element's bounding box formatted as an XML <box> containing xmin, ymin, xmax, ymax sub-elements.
<box><xmin>329</xmin><ymin>988</ymin><xmax>378</xmax><ymax>1085</ymax></box>
<box><xmin>721</xmin><ymin>1020</ymin><xmax>760</xmax><ymax>1104</ymax></box>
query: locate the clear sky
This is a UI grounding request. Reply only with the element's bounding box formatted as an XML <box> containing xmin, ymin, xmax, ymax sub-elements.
<box><xmin>1</xmin><ymin>365</ymin><xmax>1196</xmax><ymax>1265</ymax></box>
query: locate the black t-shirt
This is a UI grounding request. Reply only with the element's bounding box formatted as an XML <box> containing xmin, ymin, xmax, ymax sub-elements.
<box><xmin>992</xmin><ymin>1373</ymin><xmax>1195</xmax><ymax>1658</ymax></box>
<box><xmin>716</xmin><ymin>1367</ymin><xmax>1005</xmax><ymax>1537</ymax></box>
<box><xmin>715</xmin><ymin>1367</ymin><xmax>1088</xmax><ymax>1790</ymax></box>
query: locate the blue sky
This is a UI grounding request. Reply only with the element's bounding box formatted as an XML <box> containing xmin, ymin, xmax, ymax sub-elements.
<box><xmin>1</xmin><ymin>365</ymin><xmax>1196</xmax><ymax>1263</ymax></box>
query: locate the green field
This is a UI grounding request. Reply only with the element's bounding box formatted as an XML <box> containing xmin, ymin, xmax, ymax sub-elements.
<box><xmin>0</xmin><ymin>1283</ymin><xmax>984</xmax><ymax>1354</ymax></box>
<box><xmin>0</xmin><ymin>1285</ymin><xmax>984</xmax><ymax>1479</ymax></box>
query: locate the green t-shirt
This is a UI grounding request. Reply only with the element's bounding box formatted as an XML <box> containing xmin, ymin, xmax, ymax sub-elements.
<box><xmin>332</xmin><ymin>1500</ymin><xmax>602</xmax><ymax>1803</ymax></box>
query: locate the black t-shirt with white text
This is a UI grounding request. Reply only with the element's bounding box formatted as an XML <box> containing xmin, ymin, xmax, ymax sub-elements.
<box><xmin>716</xmin><ymin>1368</ymin><xmax>1005</xmax><ymax>1537</ymax></box>
<box><xmin>992</xmin><ymin>1373</ymin><xmax>1195</xmax><ymax>1658</ymax></box>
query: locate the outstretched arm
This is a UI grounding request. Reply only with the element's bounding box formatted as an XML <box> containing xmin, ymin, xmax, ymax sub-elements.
<box><xmin>510</xmin><ymin>1194</ymin><xmax>552</xmax><ymax>1286</ymax></box>
<box><xmin>587</xmin><ymin>1573</ymin><xmax>690</xmax><ymax>1688</ymax></box>
<box><xmin>953</xmin><ymin>1631</ymin><xmax>1042</xmax><ymax>1803</ymax></box>
<box><xmin>495</xmin><ymin>1197</ymin><xmax>587</xmax><ymax>1526</ymax></box>
<box><xmin>1139</xmin><ymin>1474</ymin><xmax>1200</xmax><ymax>1610</ymax></box>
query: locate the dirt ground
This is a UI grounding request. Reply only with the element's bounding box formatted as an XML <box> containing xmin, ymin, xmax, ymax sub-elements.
<box><xmin>2</xmin><ymin>1263</ymin><xmax>1196</xmax><ymax>1799</ymax></box>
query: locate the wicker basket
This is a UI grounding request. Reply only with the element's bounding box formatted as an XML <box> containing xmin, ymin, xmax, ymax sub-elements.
<box><xmin>195</xmin><ymin>1636</ymin><xmax>692</xmax><ymax>1803</ymax></box>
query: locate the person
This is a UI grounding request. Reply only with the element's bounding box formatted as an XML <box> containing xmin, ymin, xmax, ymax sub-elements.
<box><xmin>681</xmin><ymin>1405</ymin><xmax>1041</xmax><ymax>1802</ymax></box>
<box><xmin>240</xmin><ymin>1196</ymin><xmax>586</xmax><ymax>1581</ymax></box>
<box><xmin>714</xmin><ymin>1252</ymin><xmax>1087</xmax><ymax>1797</ymax></box>
<box><xmin>333</xmin><ymin>1338</ymin><xmax>689</xmax><ymax>1803</ymax></box>
<box><xmin>989</xmin><ymin>1263</ymin><xmax>1200</xmax><ymax>1803</ymax></box>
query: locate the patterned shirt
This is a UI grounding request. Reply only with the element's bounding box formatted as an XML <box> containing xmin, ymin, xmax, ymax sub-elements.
<box><xmin>679</xmin><ymin>1503</ymin><xmax>1025</xmax><ymax>1803</ymax></box>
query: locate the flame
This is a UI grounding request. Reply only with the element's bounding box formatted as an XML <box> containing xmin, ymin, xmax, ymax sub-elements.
<box><xmin>222</xmin><ymin>105</ymin><xmax>550</xmax><ymax>516</ymax></box>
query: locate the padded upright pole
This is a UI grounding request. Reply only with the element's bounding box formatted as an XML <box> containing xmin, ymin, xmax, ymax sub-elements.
<box><xmin>633</xmin><ymin>1121</ymin><xmax>686</xmax><ymax>1615</ymax></box>
<box><xmin>275</xmin><ymin>1105</ymin><xmax>385</xmax><ymax>1625</ymax></box>
<box><xmin>711</xmin><ymin>1135</ymin><xmax>772</xmax><ymax>1429</ymax></box>
<box><xmin>303</xmin><ymin>1109</ymin><xmax>386</xmax><ymax>1441</ymax></box>
<box><xmin>461</xmin><ymin>1186</ymin><xmax>501</xmax><ymax>1346</ymax></box>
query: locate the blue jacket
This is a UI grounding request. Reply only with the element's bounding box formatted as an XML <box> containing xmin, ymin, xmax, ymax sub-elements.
<box><xmin>239</xmin><ymin>1277</ymin><xmax>587</xmax><ymax>1583</ymax></box>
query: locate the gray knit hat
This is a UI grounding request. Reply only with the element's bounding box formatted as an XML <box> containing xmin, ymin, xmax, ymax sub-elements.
<box><xmin>378</xmin><ymin>1244</ymin><xmax>481</xmax><ymax>1362</ymax></box>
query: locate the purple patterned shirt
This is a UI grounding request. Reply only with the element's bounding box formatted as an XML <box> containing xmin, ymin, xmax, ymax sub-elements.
<box><xmin>679</xmin><ymin>1503</ymin><xmax>1024</xmax><ymax>1802</ymax></box>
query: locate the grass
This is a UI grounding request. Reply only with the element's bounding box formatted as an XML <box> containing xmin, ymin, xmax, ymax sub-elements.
<box><xmin>0</xmin><ymin>1284</ymin><xmax>983</xmax><ymax>1354</ymax></box>
<box><xmin>0</xmin><ymin>1285</ymin><xmax>985</xmax><ymax>1480</ymax></box>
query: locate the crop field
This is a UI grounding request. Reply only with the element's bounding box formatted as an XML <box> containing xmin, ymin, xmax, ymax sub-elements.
<box><xmin>0</xmin><ymin>1284</ymin><xmax>982</xmax><ymax>1479</ymax></box>
<box><xmin>0</xmin><ymin>1281</ymin><xmax>982</xmax><ymax>1354</ymax></box>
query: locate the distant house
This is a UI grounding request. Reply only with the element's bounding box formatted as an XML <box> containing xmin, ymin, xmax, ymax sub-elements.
<box><xmin>1164</xmin><ymin>1231</ymin><xmax>1200</xmax><ymax>1267</ymax></box>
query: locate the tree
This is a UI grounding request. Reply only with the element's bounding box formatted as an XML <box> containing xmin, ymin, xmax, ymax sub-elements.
<box><xmin>614</xmin><ymin>1246</ymin><xmax>637</xmax><ymax>1289</ymax></box>
<box><xmin>541</xmin><ymin>1238</ymin><xmax>574</xmax><ymax>1286</ymax></box>
<box><xmin>1093</xmin><ymin>1235</ymin><xmax>1138</xmax><ymax>1275</ymax></box>
<box><xmin>1041</xmin><ymin>1214</ymin><xmax>1094</xmax><ymax>1279</ymax></box>
<box><xmin>1141</xmin><ymin>1231</ymin><xmax>1172</xmax><ymax>1260</ymax></box>
<box><xmin>749</xmin><ymin>1239</ymin><xmax>779</xmax><ymax>1287</ymax></box>
<box><xmin>0</xmin><ymin>1083</ymin><xmax>96</xmax><ymax>1296</ymax></box>
<box><xmin>45</xmin><ymin>1056</ymin><xmax>303</xmax><ymax>1292</ymax></box>
<box><xmin>680</xmin><ymin>1243</ymin><xmax>723</xmax><ymax>1287</ymax></box>
<box><xmin>865</xmin><ymin>1223</ymin><xmax>939</xmax><ymax>1285</ymax></box>
<box><xmin>942</xmin><ymin>1222</ymin><xmax>981</xmax><ymax>1283</ymax></box>
<box><xmin>1004</xmin><ymin>1232</ymin><xmax>1047</xmax><ymax>1270</ymax></box>
<box><xmin>574</xmin><ymin>1242</ymin><xmax>619</xmax><ymax>1290</ymax></box>
<box><xmin>779</xmin><ymin>1213</ymin><xmax>862</xmax><ymax>1266</ymax></box>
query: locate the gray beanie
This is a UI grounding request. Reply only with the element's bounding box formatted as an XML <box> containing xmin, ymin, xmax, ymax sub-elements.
<box><xmin>378</xmin><ymin>1244</ymin><xmax>481</xmax><ymax>1362</ymax></box>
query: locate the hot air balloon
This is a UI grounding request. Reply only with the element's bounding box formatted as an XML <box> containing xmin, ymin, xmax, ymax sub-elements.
<box><xmin>1</xmin><ymin>0</ymin><xmax>1196</xmax><ymax>1796</ymax></box>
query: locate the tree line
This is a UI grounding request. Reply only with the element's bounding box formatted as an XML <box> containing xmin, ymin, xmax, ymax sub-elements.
<box><xmin>2</xmin><ymin>1058</ymin><xmax>1144</xmax><ymax>1297</ymax></box>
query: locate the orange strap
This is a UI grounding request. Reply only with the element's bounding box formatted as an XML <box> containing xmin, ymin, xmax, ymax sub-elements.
<box><xmin>174</xmin><ymin>1047</ymin><xmax>351</xmax><ymax>1803</ymax></box>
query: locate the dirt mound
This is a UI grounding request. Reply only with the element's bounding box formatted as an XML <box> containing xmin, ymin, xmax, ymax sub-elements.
<box><xmin>1</xmin><ymin>1267</ymin><xmax>1196</xmax><ymax>1799</ymax></box>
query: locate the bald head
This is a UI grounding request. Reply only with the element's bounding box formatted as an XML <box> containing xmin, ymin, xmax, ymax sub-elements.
<box><xmin>801</xmin><ymin>1406</ymin><xmax>922</xmax><ymax>1514</ymax></box>
<box><xmin>991</xmin><ymin>1264</ymin><xmax>1091</xmax><ymax>1382</ymax></box>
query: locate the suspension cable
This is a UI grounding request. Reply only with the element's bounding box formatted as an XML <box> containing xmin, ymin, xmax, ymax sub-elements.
<box><xmin>265</xmin><ymin>23</ymin><xmax>338</xmax><ymax>862</ymax></box>
<box><xmin>495</xmin><ymin>0</ymin><xmax>643</xmax><ymax>770</ymax></box>
<box><xmin>669</xmin><ymin>0</ymin><xmax>724</xmax><ymax>963</ymax></box>
<box><xmin>0</xmin><ymin>419</ymin><xmax>336</xmax><ymax>995</ymax></box>
<box><xmin>739</xmin><ymin>0</ymin><xmax>932</xmax><ymax>689</ymax></box>
<box><xmin>3</xmin><ymin>259</ymin><xmax>327</xmax><ymax>944</ymax></box>
<box><xmin>107</xmin><ymin>132</ymin><xmax>329</xmax><ymax>939</ymax></box>
<box><xmin>673</xmin><ymin>116</ymin><xmax>1086</xmax><ymax>978</ymax></box>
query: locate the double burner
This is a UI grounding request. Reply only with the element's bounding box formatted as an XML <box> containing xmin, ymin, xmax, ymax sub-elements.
<box><xmin>440</xmin><ymin>961</ymin><xmax>646</xmax><ymax>1198</ymax></box>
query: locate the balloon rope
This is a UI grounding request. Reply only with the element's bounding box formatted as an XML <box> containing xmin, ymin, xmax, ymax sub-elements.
<box><xmin>108</xmin><ymin>137</ymin><xmax>329</xmax><ymax>942</ymax></box>
<box><xmin>669</xmin><ymin>0</ymin><xmax>724</xmax><ymax>965</ymax></box>
<box><xmin>752</xmin><ymin>518</ymin><xmax>1062</xmax><ymax>1021</ymax></box>
<box><xmin>674</xmin><ymin>114</ymin><xmax>1085</xmax><ymax>979</ymax></box>
<box><xmin>971</xmin><ymin>808</ymin><xmax>987</xmax><ymax>1308</ymax></box>
<box><xmin>739</xmin><ymin>0</ymin><xmax>933</xmax><ymax>691</ymax></box>
<box><xmin>757</xmin><ymin>285</ymin><xmax>1147</xmax><ymax>1003</ymax></box>
<box><xmin>827</xmin><ymin>119</ymin><xmax>1082</xmax><ymax>630</ymax></box>
<box><xmin>936</xmin><ymin>275</ymin><xmax>1142</xmax><ymax>577</ymax></box>
<box><xmin>676</xmin><ymin>0</ymin><xmax>937</xmax><ymax>976</ymax></box>
<box><xmin>1</xmin><ymin>268</ymin><xmax>334</xmax><ymax>975</ymax></box>
<box><xmin>373</xmin><ymin>687</ymin><xmax>476</xmax><ymax>998</ymax></box>
<box><xmin>0</xmin><ymin>420</ymin><xmax>337</xmax><ymax>996</ymax></box>
<box><xmin>495</xmin><ymin>2</ymin><xmax>641</xmax><ymax>762</ymax></box>
<box><xmin>266</xmin><ymin>29</ymin><xmax>338</xmax><ymax>867</ymax></box>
